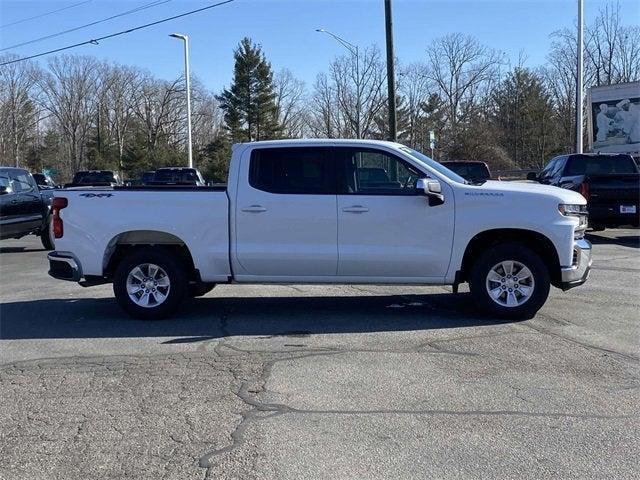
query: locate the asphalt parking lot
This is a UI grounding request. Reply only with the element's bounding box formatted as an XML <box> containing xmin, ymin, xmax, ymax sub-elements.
<box><xmin>0</xmin><ymin>230</ymin><xmax>638</xmax><ymax>480</ymax></box>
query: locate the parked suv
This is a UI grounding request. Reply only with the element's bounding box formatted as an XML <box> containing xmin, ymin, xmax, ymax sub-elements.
<box><xmin>0</xmin><ymin>167</ymin><xmax>55</xmax><ymax>249</ymax></box>
<box><xmin>530</xmin><ymin>153</ymin><xmax>639</xmax><ymax>230</ymax></box>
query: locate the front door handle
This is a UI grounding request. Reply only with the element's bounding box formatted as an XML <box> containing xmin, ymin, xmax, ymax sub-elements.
<box><xmin>342</xmin><ymin>205</ymin><xmax>369</xmax><ymax>213</ymax></box>
<box><xmin>241</xmin><ymin>205</ymin><xmax>267</xmax><ymax>213</ymax></box>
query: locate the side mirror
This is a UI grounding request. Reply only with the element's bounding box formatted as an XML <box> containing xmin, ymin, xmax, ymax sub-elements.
<box><xmin>416</xmin><ymin>178</ymin><xmax>445</xmax><ymax>206</ymax></box>
<box><xmin>0</xmin><ymin>186</ymin><xmax>12</xmax><ymax>195</ymax></box>
<box><xmin>526</xmin><ymin>172</ymin><xmax>538</xmax><ymax>181</ymax></box>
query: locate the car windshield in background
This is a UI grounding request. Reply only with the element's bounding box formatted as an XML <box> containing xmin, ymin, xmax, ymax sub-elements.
<box><xmin>400</xmin><ymin>147</ymin><xmax>468</xmax><ymax>184</ymax></box>
<box><xmin>73</xmin><ymin>172</ymin><xmax>116</xmax><ymax>184</ymax></box>
<box><xmin>565</xmin><ymin>155</ymin><xmax>638</xmax><ymax>176</ymax></box>
<box><xmin>444</xmin><ymin>163</ymin><xmax>490</xmax><ymax>181</ymax></box>
<box><xmin>153</xmin><ymin>170</ymin><xmax>199</xmax><ymax>184</ymax></box>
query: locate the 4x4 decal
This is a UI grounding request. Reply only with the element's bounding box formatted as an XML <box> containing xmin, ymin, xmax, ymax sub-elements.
<box><xmin>79</xmin><ymin>193</ymin><xmax>114</xmax><ymax>198</ymax></box>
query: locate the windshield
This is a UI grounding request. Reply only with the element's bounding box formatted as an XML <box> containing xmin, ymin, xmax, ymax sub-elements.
<box><xmin>153</xmin><ymin>169</ymin><xmax>199</xmax><ymax>184</ymax></box>
<box><xmin>399</xmin><ymin>147</ymin><xmax>468</xmax><ymax>184</ymax></box>
<box><xmin>73</xmin><ymin>171</ymin><xmax>117</xmax><ymax>184</ymax></box>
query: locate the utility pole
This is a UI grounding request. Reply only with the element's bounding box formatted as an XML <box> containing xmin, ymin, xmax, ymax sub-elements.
<box><xmin>384</xmin><ymin>0</ymin><xmax>397</xmax><ymax>142</ymax></box>
<box><xmin>170</xmin><ymin>33</ymin><xmax>193</xmax><ymax>167</ymax></box>
<box><xmin>575</xmin><ymin>0</ymin><xmax>584</xmax><ymax>153</ymax></box>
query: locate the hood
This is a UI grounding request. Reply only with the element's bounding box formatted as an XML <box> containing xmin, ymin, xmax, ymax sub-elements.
<box><xmin>474</xmin><ymin>180</ymin><xmax>586</xmax><ymax>204</ymax></box>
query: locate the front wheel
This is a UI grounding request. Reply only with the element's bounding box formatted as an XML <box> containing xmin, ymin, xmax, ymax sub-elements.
<box><xmin>468</xmin><ymin>243</ymin><xmax>550</xmax><ymax>320</ymax></box>
<box><xmin>113</xmin><ymin>248</ymin><xmax>188</xmax><ymax>320</ymax></box>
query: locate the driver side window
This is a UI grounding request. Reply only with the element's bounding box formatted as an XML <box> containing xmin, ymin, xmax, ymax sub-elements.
<box><xmin>337</xmin><ymin>148</ymin><xmax>422</xmax><ymax>195</ymax></box>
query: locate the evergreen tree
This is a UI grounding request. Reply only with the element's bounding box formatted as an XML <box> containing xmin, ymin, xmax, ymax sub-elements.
<box><xmin>217</xmin><ymin>38</ymin><xmax>282</xmax><ymax>142</ymax></box>
<box><xmin>492</xmin><ymin>68</ymin><xmax>559</xmax><ymax>168</ymax></box>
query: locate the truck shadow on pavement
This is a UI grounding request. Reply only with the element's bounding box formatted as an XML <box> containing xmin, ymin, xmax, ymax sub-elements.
<box><xmin>0</xmin><ymin>292</ymin><xmax>509</xmax><ymax>341</ymax></box>
<box><xmin>586</xmin><ymin>232</ymin><xmax>640</xmax><ymax>248</ymax></box>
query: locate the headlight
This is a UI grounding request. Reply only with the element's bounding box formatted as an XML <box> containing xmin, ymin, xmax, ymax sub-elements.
<box><xmin>558</xmin><ymin>204</ymin><xmax>587</xmax><ymax>216</ymax></box>
<box><xmin>559</xmin><ymin>204</ymin><xmax>588</xmax><ymax>238</ymax></box>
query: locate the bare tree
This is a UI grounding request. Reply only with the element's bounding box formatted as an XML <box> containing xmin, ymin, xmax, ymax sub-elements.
<box><xmin>426</xmin><ymin>33</ymin><xmax>503</xmax><ymax>143</ymax></box>
<box><xmin>132</xmin><ymin>74</ymin><xmax>185</xmax><ymax>155</ymax></box>
<box><xmin>586</xmin><ymin>2</ymin><xmax>640</xmax><ymax>85</ymax></box>
<box><xmin>309</xmin><ymin>46</ymin><xmax>386</xmax><ymax>139</ymax></box>
<box><xmin>190</xmin><ymin>81</ymin><xmax>224</xmax><ymax>153</ymax></box>
<box><xmin>397</xmin><ymin>62</ymin><xmax>432</xmax><ymax>148</ymax></box>
<box><xmin>102</xmin><ymin>65</ymin><xmax>143</xmax><ymax>169</ymax></box>
<box><xmin>274</xmin><ymin>69</ymin><xmax>307</xmax><ymax>138</ymax></box>
<box><xmin>36</xmin><ymin>55</ymin><xmax>100</xmax><ymax>175</ymax></box>
<box><xmin>0</xmin><ymin>55</ymin><xmax>42</xmax><ymax>167</ymax></box>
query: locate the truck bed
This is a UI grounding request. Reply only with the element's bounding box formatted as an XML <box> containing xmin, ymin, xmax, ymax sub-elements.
<box><xmin>54</xmin><ymin>188</ymin><xmax>232</xmax><ymax>282</ymax></box>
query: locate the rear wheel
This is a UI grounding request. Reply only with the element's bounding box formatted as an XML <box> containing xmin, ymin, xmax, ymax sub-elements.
<box><xmin>113</xmin><ymin>248</ymin><xmax>188</xmax><ymax>320</ymax></box>
<box><xmin>469</xmin><ymin>243</ymin><xmax>550</xmax><ymax>320</ymax></box>
<box><xmin>40</xmin><ymin>216</ymin><xmax>55</xmax><ymax>250</ymax></box>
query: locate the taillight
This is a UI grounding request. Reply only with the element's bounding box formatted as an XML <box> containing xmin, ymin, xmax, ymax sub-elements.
<box><xmin>579</xmin><ymin>182</ymin><xmax>589</xmax><ymax>201</ymax></box>
<box><xmin>52</xmin><ymin>197</ymin><xmax>68</xmax><ymax>239</ymax></box>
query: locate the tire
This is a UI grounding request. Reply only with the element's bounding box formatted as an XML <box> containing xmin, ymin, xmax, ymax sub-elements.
<box><xmin>113</xmin><ymin>247</ymin><xmax>188</xmax><ymax>320</ymax></box>
<box><xmin>468</xmin><ymin>243</ymin><xmax>550</xmax><ymax>320</ymax></box>
<box><xmin>40</xmin><ymin>216</ymin><xmax>55</xmax><ymax>250</ymax></box>
<box><xmin>590</xmin><ymin>225</ymin><xmax>605</xmax><ymax>232</ymax></box>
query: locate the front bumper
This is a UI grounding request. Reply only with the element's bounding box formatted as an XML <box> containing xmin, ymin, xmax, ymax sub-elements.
<box><xmin>48</xmin><ymin>251</ymin><xmax>82</xmax><ymax>282</ymax></box>
<box><xmin>559</xmin><ymin>238</ymin><xmax>592</xmax><ymax>291</ymax></box>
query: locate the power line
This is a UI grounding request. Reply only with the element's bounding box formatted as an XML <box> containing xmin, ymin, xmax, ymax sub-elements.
<box><xmin>0</xmin><ymin>0</ymin><xmax>93</xmax><ymax>29</ymax></box>
<box><xmin>1</xmin><ymin>0</ymin><xmax>173</xmax><ymax>52</ymax></box>
<box><xmin>0</xmin><ymin>0</ymin><xmax>236</xmax><ymax>66</ymax></box>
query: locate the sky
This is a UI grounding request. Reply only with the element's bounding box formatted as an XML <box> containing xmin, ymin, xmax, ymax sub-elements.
<box><xmin>1</xmin><ymin>0</ymin><xmax>638</xmax><ymax>92</ymax></box>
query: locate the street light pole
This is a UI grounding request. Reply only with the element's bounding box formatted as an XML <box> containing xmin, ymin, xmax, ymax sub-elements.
<box><xmin>316</xmin><ymin>28</ymin><xmax>361</xmax><ymax>139</ymax></box>
<box><xmin>170</xmin><ymin>33</ymin><xmax>193</xmax><ymax>168</ymax></box>
<box><xmin>384</xmin><ymin>0</ymin><xmax>397</xmax><ymax>142</ymax></box>
<box><xmin>575</xmin><ymin>0</ymin><xmax>584</xmax><ymax>154</ymax></box>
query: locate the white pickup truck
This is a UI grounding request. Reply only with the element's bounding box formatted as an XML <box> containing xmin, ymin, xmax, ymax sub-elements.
<box><xmin>48</xmin><ymin>139</ymin><xmax>591</xmax><ymax>320</ymax></box>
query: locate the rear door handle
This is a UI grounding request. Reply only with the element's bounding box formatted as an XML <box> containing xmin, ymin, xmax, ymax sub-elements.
<box><xmin>241</xmin><ymin>205</ymin><xmax>267</xmax><ymax>213</ymax></box>
<box><xmin>342</xmin><ymin>205</ymin><xmax>369</xmax><ymax>213</ymax></box>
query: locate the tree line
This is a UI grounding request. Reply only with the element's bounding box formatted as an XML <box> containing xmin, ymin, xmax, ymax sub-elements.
<box><xmin>1</xmin><ymin>2</ymin><xmax>638</xmax><ymax>182</ymax></box>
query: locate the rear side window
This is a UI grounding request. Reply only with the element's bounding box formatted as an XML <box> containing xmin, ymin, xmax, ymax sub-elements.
<box><xmin>11</xmin><ymin>171</ymin><xmax>35</xmax><ymax>192</ymax></box>
<box><xmin>564</xmin><ymin>155</ymin><xmax>638</xmax><ymax>176</ymax></box>
<box><xmin>249</xmin><ymin>148</ymin><xmax>334</xmax><ymax>194</ymax></box>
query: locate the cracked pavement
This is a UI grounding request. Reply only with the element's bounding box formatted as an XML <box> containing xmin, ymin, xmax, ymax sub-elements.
<box><xmin>1</xmin><ymin>230</ymin><xmax>639</xmax><ymax>479</ymax></box>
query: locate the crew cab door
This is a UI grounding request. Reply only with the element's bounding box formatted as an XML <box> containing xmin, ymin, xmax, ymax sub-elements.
<box><xmin>11</xmin><ymin>170</ymin><xmax>43</xmax><ymax>229</ymax></box>
<box><xmin>233</xmin><ymin>147</ymin><xmax>338</xmax><ymax>278</ymax></box>
<box><xmin>0</xmin><ymin>172</ymin><xmax>21</xmax><ymax>239</ymax></box>
<box><xmin>335</xmin><ymin>147</ymin><xmax>454</xmax><ymax>279</ymax></box>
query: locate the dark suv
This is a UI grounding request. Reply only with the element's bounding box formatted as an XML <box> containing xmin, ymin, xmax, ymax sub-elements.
<box><xmin>531</xmin><ymin>153</ymin><xmax>639</xmax><ymax>230</ymax></box>
<box><xmin>0</xmin><ymin>167</ymin><xmax>55</xmax><ymax>249</ymax></box>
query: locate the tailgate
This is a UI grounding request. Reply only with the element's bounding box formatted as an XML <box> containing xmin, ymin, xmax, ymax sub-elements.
<box><xmin>587</xmin><ymin>174</ymin><xmax>640</xmax><ymax>203</ymax></box>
